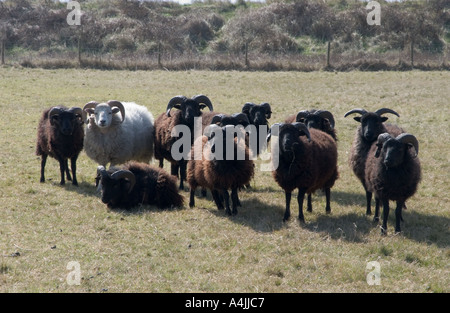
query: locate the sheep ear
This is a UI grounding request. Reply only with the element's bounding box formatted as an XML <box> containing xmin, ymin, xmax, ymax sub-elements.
<box><xmin>267</xmin><ymin>123</ymin><xmax>282</xmax><ymax>142</ymax></box>
<box><xmin>261</xmin><ymin>102</ymin><xmax>272</xmax><ymax>119</ymax></box>
<box><xmin>374</xmin><ymin>144</ymin><xmax>382</xmax><ymax>158</ymax></box>
<box><xmin>353</xmin><ymin>117</ymin><xmax>361</xmax><ymax>123</ymax></box>
<box><xmin>242</xmin><ymin>102</ymin><xmax>255</xmax><ymax>115</ymax></box>
<box><xmin>381</xmin><ymin>117</ymin><xmax>388</xmax><ymax>122</ymax></box>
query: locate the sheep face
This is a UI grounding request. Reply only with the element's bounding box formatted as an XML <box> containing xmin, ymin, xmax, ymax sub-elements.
<box><xmin>49</xmin><ymin>107</ymin><xmax>84</xmax><ymax>136</ymax></box>
<box><xmin>205</xmin><ymin>124</ymin><xmax>246</xmax><ymax>160</ymax></box>
<box><xmin>166</xmin><ymin>95</ymin><xmax>213</xmax><ymax>128</ymax></box>
<box><xmin>96</xmin><ymin>167</ymin><xmax>136</xmax><ymax>207</ymax></box>
<box><xmin>355</xmin><ymin>113</ymin><xmax>388</xmax><ymax>142</ymax></box>
<box><xmin>242</xmin><ymin>102</ymin><xmax>271</xmax><ymax>127</ymax></box>
<box><xmin>84</xmin><ymin>101</ymin><xmax>125</xmax><ymax>129</ymax></box>
<box><xmin>375</xmin><ymin>133</ymin><xmax>419</xmax><ymax>169</ymax></box>
<box><xmin>277</xmin><ymin>123</ymin><xmax>311</xmax><ymax>155</ymax></box>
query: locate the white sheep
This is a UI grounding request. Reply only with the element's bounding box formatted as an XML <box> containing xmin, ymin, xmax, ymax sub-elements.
<box><xmin>83</xmin><ymin>100</ymin><xmax>154</xmax><ymax>167</ymax></box>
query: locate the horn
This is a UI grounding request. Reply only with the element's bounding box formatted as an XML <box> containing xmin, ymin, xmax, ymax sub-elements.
<box><xmin>242</xmin><ymin>102</ymin><xmax>255</xmax><ymax>114</ymax></box>
<box><xmin>314</xmin><ymin>110</ymin><xmax>335</xmax><ymax>128</ymax></box>
<box><xmin>166</xmin><ymin>96</ymin><xmax>187</xmax><ymax>117</ymax></box>
<box><xmin>375</xmin><ymin>108</ymin><xmax>400</xmax><ymax>117</ymax></box>
<box><xmin>396</xmin><ymin>133</ymin><xmax>419</xmax><ymax>157</ymax></box>
<box><xmin>83</xmin><ymin>101</ymin><xmax>99</xmax><ymax>113</ymax></box>
<box><xmin>110</xmin><ymin>170</ymin><xmax>136</xmax><ymax>193</ymax></box>
<box><xmin>48</xmin><ymin>107</ymin><xmax>63</xmax><ymax>125</ymax></box>
<box><xmin>231</xmin><ymin>113</ymin><xmax>250</xmax><ymax>125</ymax></box>
<box><xmin>375</xmin><ymin>133</ymin><xmax>392</xmax><ymax>158</ymax></box>
<box><xmin>292</xmin><ymin>122</ymin><xmax>311</xmax><ymax>142</ymax></box>
<box><xmin>192</xmin><ymin>95</ymin><xmax>213</xmax><ymax>111</ymax></box>
<box><xmin>295</xmin><ymin>110</ymin><xmax>310</xmax><ymax>122</ymax></box>
<box><xmin>69</xmin><ymin>107</ymin><xmax>86</xmax><ymax>124</ymax></box>
<box><xmin>211</xmin><ymin>114</ymin><xmax>225</xmax><ymax>125</ymax></box>
<box><xmin>107</xmin><ymin>100</ymin><xmax>125</xmax><ymax>123</ymax></box>
<box><xmin>96</xmin><ymin>165</ymin><xmax>108</xmax><ymax>187</ymax></box>
<box><xmin>260</xmin><ymin>102</ymin><xmax>272</xmax><ymax>119</ymax></box>
<box><xmin>344</xmin><ymin>108</ymin><xmax>368</xmax><ymax>117</ymax></box>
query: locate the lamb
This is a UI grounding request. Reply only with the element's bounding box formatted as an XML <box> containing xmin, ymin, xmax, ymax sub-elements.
<box><xmin>36</xmin><ymin>106</ymin><xmax>85</xmax><ymax>186</ymax></box>
<box><xmin>270</xmin><ymin>122</ymin><xmax>338</xmax><ymax>222</ymax></box>
<box><xmin>285</xmin><ymin>109</ymin><xmax>337</xmax><ymax>141</ymax></box>
<box><xmin>344</xmin><ymin>108</ymin><xmax>402</xmax><ymax>215</ymax></box>
<box><xmin>241</xmin><ymin>102</ymin><xmax>272</xmax><ymax>156</ymax></box>
<box><xmin>96</xmin><ymin>161</ymin><xmax>184</xmax><ymax>210</ymax></box>
<box><xmin>83</xmin><ymin>100</ymin><xmax>154</xmax><ymax>167</ymax></box>
<box><xmin>365</xmin><ymin>133</ymin><xmax>421</xmax><ymax>234</ymax></box>
<box><xmin>153</xmin><ymin>95</ymin><xmax>213</xmax><ymax>190</ymax></box>
<box><xmin>187</xmin><ymin>124</ymin><xmax>255</xmax><ymax>216</ymax></box>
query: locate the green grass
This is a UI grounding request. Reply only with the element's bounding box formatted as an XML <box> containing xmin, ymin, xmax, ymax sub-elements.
<box><xmin>0</xmin><ymin>67</ymin><xmax>449</xmax><ymax>293</ymax></box>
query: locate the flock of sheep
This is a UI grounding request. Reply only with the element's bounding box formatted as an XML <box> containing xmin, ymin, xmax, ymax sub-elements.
<box><xmin>36</xmin><ymin>96</ymin><xmax>421</xmax><ymax>235</ymax></box>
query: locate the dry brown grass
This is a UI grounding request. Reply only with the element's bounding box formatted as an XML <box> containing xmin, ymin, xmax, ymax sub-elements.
<box><xmin>0</xmin><ymin>68</ymin><xmax>448</xmax><ymax>293</ymax></box>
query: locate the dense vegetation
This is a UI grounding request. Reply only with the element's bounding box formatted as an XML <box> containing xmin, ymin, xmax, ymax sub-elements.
<box><xmin>0</xmin><ymin>0</ymin><xmax>449</xmax><ymax>70</ymax></box>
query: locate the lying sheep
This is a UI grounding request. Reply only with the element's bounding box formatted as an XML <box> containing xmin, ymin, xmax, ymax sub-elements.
<box><xmin>154</xmin><ymin>95</ymin><xmax>213</xmax><ymax>190</ymax></box>
<box><xmin>187</xmin><ymin>124</ymin><xmax>254</xmax><ymax>216</ymax></box>
<box><xmin>83</xmin><ymin>100</ymin><xmax>154</xmax><ymax>167</ymax></box>
<box><xmin>344</xmin><ymin>108</ymin><xmax>402</xmax><ymax>215</ymax></box>
<box><xmin>365</xmin><ymin>133</ymin><xmax>421</xmax><ymax>234</ymax></box>
<box><xmin>96</xmin><ymin>161</ymin><xmax>184</xmax><ymax>210</ymax></box>
<box><xmin>270</xmin><ymin>122</ymin><xmax>338</xmax><ymax>222</ymax></box>
<box><xmin>36</xmin><ymin>106</ymin><xmax>85</xmax><ymax>185</ymax></box>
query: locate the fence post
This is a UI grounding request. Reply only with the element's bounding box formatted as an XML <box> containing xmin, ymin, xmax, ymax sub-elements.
<box><xmin>244</xmin><ymin>42</ymin><xmax>249</xmax><ymax>68</ymax></box>
<box><xmin>77</xmin><ymin>28</ymin><xmax>82</xmax><ymax>66</ymax></box>
<box><xmin>326</xmin><ymin>41</ymin><xmax>331</xmax><ymax>68</ymax></box>
<box><xmin>157</xmin><ymin>41</ymin><xmax>162</xmax><ymax>68</ymax></box>
<box><xmin>1</xmin><ymin>40</ymin><xmax>4</xmax><ymax>65</ymax></box>
<box><xmin>410</xmin><ymin>38</ymin><xmax>414</xmax><ymax>68</ymax></box>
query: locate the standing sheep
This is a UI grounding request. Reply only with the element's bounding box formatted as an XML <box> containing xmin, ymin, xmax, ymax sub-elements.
<box><xmin>154</xmin><ymin>95</ymin><xmax>213</xmax><ymax>190</ymax></box>
<box><xmin>270</xmin><ymin>122</ymin><xmax>338</xmax><ymax>222</ymax></box>
<box><xmin>187</xmin><ymin>124</ymin><xmax>254</xmax><ymax>216</ymax></box>
<box><xmin>83</xmin><ymin>100</ymin><xmax>154</xmax><ymax>167</ymax></box>
<box><xmin>344</xmin><ymin>108</ymin><xmax>402</xmax><ymax>215</ymax></box>
<box><xmin>241</xmin><ymin>102</ymin><xmax>272</xmax><ymax>156</ymax></box>
<box><xmin>96</xmin><ymin>161</ymin><xmax>184</xmax><ymax>210</ymax></box>
<box><xmin>365</xmin><ymin>133</ymin><xmax>421</xmax><ymax>234</ymax></box>
<box><xmin>36</xmin><ymin>106</ymin><xmax>85</xmax><ymax>186</ymax></box>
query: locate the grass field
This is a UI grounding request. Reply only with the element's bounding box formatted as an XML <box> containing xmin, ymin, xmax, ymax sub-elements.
<box><xmin>0</xmin><ymin>67</ymin><xmax>448</xmax><ymax>293</ymax></box>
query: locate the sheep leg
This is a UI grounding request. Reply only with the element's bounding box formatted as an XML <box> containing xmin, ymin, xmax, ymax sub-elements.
<box><xmin>177</xmin><ymin>161</ymin><xmax>187</xmax><ymax>190</ymax></box>
<box><xmin>297</xmin><ymin>188</ymin><xmax>307</xmax><ymax>223</ymax></box>
<box><xmin>381</xmin><ymin>198</ymin><xmax>390</xmax><ymax>235</ymax></box>
<box><xmin>158</xmin><ymin>159</ymin><xmax>164</xmax><ymax>168</ymax></box>
<box><xmin>222</xmin><ymin>189</ymin><xmax>231</xmax><ymax>216</ymax></box>
<box><xmin>40</xmin><ymin>154</ymin><xmax>48</xmax><ymax>183</ymax></box>
<box><xmin>211</xmin><ymin>189</ymin><xmax>224</xmax><ymax>210</ymax></box>
<box><xmin>395</xmin><ymin>201</ymin><xmax>404</xmax><ymax>233</ymax></box>
<box><xmin>189</xmin><ymin>188</ymin><xmax>196</xmax><ymax>208</ymax></box>
<box><xmin>324</xmin><ymin>188</ymin><xmax>331</xmax><ymax>214</ymax></box>
<box><xmin>70</xmin><ymin>156</ymin><xmax>78</xmax><ymax>186</ymax></box>
<box><xmin>65</xmin><ymin>159</ymin><xmax>72</xmax><ymax>182</ymax></box>
<box><xmin>283</xmin><ymin>191</ymin><xmax>291</xmax><ymax>222</ymax></box>
<box><xmin>365</xmin><ymin>190</ymin><xmax>373</xmax><ymax>215</ymax></box>
<box><xmin>231</xmin><ymin>188</ymin><xmax>239</xmax><ymax>215</ymax></box>
<box><xmin>57</xmin><ymin>157</ymin><xmax>66</xmax><ymax>185</ymax></box>
<box><xmin>307</xmin><ymin>193</ymin><xmax>312</xmax><ymax>212</ymax></box>
<box><xmin>373</xmin><ymin>197</ymin><xmax>380</xmax><ymax>223</ymax></box>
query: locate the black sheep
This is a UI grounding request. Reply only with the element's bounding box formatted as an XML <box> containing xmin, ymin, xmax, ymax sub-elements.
<box><xmin>285</xmin><ymin>109</ymin><xmax>337</xmax><ymax>141</ymax></box>
<box><xmin>36</xmin><ymin>106</ymin><xmax>85</xmax><ymax>185</ymax></box>
<box><xmin>154</xmin><ymin>95</ymin><xmax>213</xmax><ymax>190</ymax></box>
<box><xmin>96</xmin><ymin>162</ymin><xmax>184</xmax><ymax>210</ymax></box>
<box><xmin>187</xmin><ymin>124</ymin><xmax>254</xmax><ymax>216</ymax></box>
<box><xmin>270</xmin><ymin>122</ymin><xmax>338</xmax><ymax>222</ymax></box>
<box><xmin>241</xmin><ymin>102</ymin><xmax>272</xmax><ymax>156</ymax></box>
<box><xmin>344</xmin><ymin>108</ymin><xmax>402</xmax><ymax>215</ymax></box>
<box><xmin>365</xmin><ymin>133</ymin><xmax>421</xmax><ymax>234</ymax></box>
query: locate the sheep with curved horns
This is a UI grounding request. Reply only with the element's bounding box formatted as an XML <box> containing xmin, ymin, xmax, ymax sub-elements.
<box><xmin>83</xmin><ymin>100</ymin><xmax>155</xmax><ymax>168</ymax></box>
<box><xmin>96</xmin><ymin>161</ymin><xmax>184</xmax><ymax>210</ymax></box>
<box><xmin>241</xmin><ymin>102</ymin><xmax>272</xmax><ymax>156</ymax></box>
<box><xmin>270</xmin><ymin>122</ymin><xmax>338</xmax><ymax>222</ymax></box>
<box><xmin>285</xmin><ymin>109</ymin><xmax>337</xmax><ymax>212</ymax></box>
<box><xmin>344</xmin><ymin>108</ymin><xmax>402</xmax><ymax>215</ymax></box>
<box><xmin>285</xmin><ymin>109</ymin><xmax>337</xmax><ymax>141</ymax></box>
<box><xmin>365</xmin><ymin>133</ymin><xmax>421</xmax><ymax>234</ymax></box>
<box><xmin>187</xmin><ymin>124</ymin><xmax>254</xmax><ymax>216</ymax></box>
<box><xmin>154</xmin><ymin>95</ymin><xmax>213</xmax><ymax>190</ymax></box>
<box><xmin>36</xmin><ymin>106</ymin><xmax>85</xmax><ymax>185</ymax></box>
